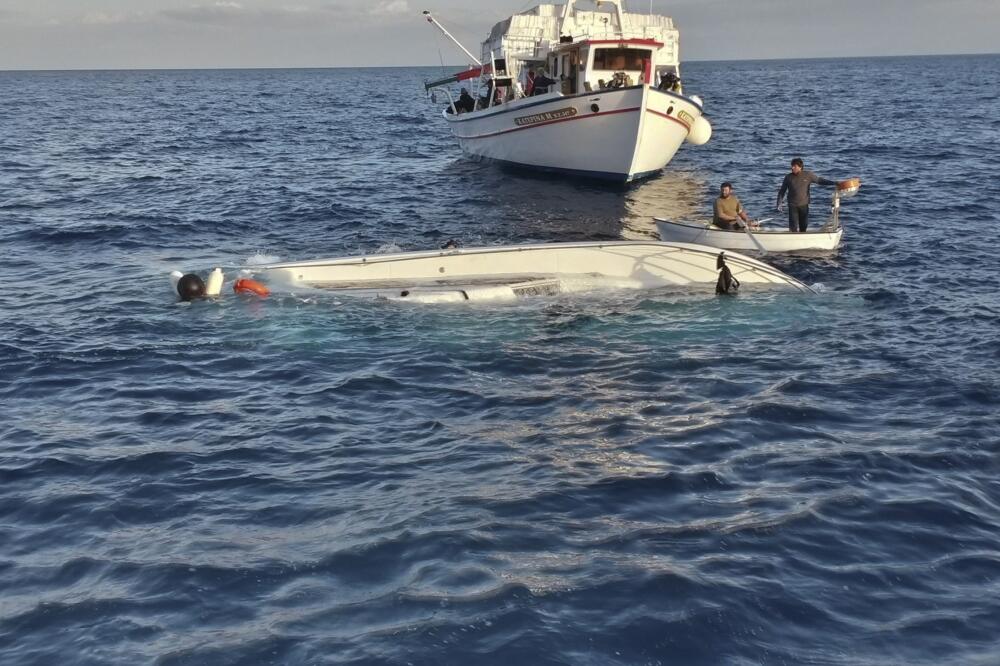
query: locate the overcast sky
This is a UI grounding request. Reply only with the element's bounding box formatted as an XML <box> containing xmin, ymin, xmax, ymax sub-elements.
<box><xmin>0</xmin><ymin>0</ymin><xmax>997</xmax><ymax>70</ymax></box>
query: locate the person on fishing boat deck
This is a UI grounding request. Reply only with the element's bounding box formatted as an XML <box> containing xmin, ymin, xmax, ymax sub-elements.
<box><xmin>523</xmin><ymin>68</ymin><xmax>536</xmax><ymax>96</ymax></box>
<box><xmin>531</xmin><ymin>70</ymin><xmax>557</xmax><ymax>96</ymax></box>
<box><xmin>479</xmin><ymin>80</ymin><xmax>502</xmax><ymax>107</ymax></box>
<box><xmin>455</xmin><ymin>87</ymin><xmax>475</xmax><ymax>113</ymax></box>
<box><xmin>713</xmin><ymin>182</ymin><xmax>749</xmax><ymax>230</ymax></box>
<box><xmin>777</xmin><ymin>157</ymin><xmax>836</xmax><ymax>232</ymax></box>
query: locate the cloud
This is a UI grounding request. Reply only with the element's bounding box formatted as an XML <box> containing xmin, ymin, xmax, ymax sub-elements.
<box><xmin>160</xmin><ymin>2</ymin><xmax>251</xmax><ymax>25</ymax></box>
<box><xmin>157</xmin><ymin>1</ymin><xmax>418</xmax><ymax>29</ymax></box>
<box><xmin>370</xmin><ymin>0</ymin><xmax>411</xmax><ymax>16</ymax></box>
<box><xmin>81</xmin><ymin>11</ymin><xmax>152</xmax><ymax>26</ymax></box>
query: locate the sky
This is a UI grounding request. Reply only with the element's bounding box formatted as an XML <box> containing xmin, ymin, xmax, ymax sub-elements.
<box><xmin>0</xmin><ymin>0</ymin><xmax>997</xmax><ymax>70</ymax></box>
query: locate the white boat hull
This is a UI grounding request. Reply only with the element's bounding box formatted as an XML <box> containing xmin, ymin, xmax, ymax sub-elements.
<box><xmin>446</xmin><ymin>86</ymin><xmax>705</xmax><ymax>183</ymax></box>
<box><xmin>655</xmin><ymin>218</ymin><xmax>843</xmax><ymax>252</ymax></box>
<box><xmin>258</xmin><ymin>241</ymin><xmax>811</xmax><ymax>302</ymax></box>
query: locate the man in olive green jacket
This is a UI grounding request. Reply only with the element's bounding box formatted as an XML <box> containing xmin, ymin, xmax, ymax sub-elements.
<box><xmin>713</xmin><ymin>182</ymin><xmax>749</xmax><ymax>230</ymax></box>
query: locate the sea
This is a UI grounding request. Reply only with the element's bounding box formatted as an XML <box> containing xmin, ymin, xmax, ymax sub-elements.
<box><xmin>1</xmin><ymin>54</ymin><xmax>999</xmax><ymax>665</ymax></box>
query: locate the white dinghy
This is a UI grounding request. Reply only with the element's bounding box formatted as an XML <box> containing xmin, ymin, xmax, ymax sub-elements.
<box><xmin>247</xmin><ymin>241</ymin><xmax>812</xmax><ymax>303</ymax></box>
<box><xmin>655</xmin><ymin>178</ymin><xmax>860</xmax><ymax>253</ymax></box>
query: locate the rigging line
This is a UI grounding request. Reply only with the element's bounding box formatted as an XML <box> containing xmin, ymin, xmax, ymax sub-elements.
<box><xmin>430</xmin><ymin>27</ymin><xmax>447</xmax><ymax>74</ymax></box>
<box><xmin>434</xmin><ymin>15</ymin><xmax>485</xmax><ymax>59</ymax></box>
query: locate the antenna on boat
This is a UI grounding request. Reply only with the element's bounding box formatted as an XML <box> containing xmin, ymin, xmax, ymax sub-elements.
<box><xmin>422</xmin><ymin>11</ymin><xmax>482</xmax><ymax>66</ymax></box>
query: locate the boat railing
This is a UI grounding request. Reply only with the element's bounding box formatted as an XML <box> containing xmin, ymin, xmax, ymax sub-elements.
<box><xmin>823</xmin><ymin>179</ymin><xmax>861</xmax><ymax>231</ymax></box>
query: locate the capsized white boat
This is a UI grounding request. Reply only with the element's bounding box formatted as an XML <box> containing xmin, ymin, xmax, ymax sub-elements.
<box><xmin>655</xmin><ymin>178</ymin><xmax>860</xmax><ymax>252</ymax></box>
<box><xmin>422</xmin><ymin>0</ymin><xmax>711</xmax><ymax>183</ymax></box>
<box><xmin>248</xmin><ymin>241</ymin><xmax>812</xmax><ymax>303</ymax></box>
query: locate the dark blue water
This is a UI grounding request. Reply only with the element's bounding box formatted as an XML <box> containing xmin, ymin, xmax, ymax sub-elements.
<box><xmin>2</xmin><ymin>56</ymin><xmax>999</xmax><ymax>665</ymax></box>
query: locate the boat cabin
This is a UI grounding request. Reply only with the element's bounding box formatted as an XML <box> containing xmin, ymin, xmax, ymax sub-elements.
<box><xmin>425</xmin><ymin>0</ymin><xmax>685</xmax><ymax>112</ymax></box>
<box><xmin>530</xmin><ymin>38</ymin><xmax>678</xmax><ymax>96</ymax></box>
<box><xmin>487</xmin><ymin>1</ymin><xmax>683</xmax><ymax>100</ymax></box>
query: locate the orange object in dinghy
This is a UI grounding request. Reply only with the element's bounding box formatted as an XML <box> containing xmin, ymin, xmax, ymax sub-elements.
<box><xmin>836</xmin><ymin>177</ymin><xmax>861</xmax><ymax>198</ymax></box>
<box><xmin>233</xmin><ymin>278</ymin><xmax>270</xmax><ymax>297</ymax></box>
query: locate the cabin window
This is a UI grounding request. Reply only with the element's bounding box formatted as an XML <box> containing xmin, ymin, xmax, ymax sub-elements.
<box><xmin>593</xmin><ymin>48</ymin><xmax>649</xmax><ymax>71</ymax></box>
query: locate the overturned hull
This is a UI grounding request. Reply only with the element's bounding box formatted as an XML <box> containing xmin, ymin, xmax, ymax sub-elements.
<box><xmin>258</xmin><ymin>241</ymin><xmax>812</xmax><ymax>302</ymax></box>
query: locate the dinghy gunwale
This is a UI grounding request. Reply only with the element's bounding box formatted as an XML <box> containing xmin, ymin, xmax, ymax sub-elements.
<box><xmin>654</xmin><ymin>218</ymin><xmax>843</xmax><ymax>252</ymax></box>
<box><xmin>654</xmin><ymin>216</ymin><xmax>842</xmax><ymax>236</ymax></box>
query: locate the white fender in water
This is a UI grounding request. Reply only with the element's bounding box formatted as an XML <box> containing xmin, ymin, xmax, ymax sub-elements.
<box><xmin>205</xmin><ymin>268</ymin><xmax>224</xmax><ymax>296</ymax></box>
<box><xmin>686</xmin><ymin>116</ymin><xmax>712</xmax><ymax>146</ymax></box>
<box><xmin>169</xmin><ymin>271</ymin><xmax>184</xmax><ymax>290</ymax></box>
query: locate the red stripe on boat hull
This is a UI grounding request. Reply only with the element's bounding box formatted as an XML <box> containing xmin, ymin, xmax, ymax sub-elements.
<box><xmin>455</xmin><ymin>107</ymin><xmax>641</xmax><ymax>141</ymax></box>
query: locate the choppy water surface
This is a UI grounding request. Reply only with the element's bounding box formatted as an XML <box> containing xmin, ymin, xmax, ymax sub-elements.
<box><xmin>2</xmin><ymin>56</ymin><xmax>999</xmax><ymax>665</ymax></box>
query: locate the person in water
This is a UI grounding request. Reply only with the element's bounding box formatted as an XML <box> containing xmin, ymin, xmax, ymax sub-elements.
<box><xmin>713</xmin><ymin>182</ymin><xmax>749</xmax><ymax>230</ymax></box>
<box><xmin>776</xmin><ymin>157</ymin><xmax>836</xmax><ymax>232</ymax></box>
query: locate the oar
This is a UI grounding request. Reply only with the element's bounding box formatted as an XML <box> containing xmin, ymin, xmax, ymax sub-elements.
<box><xmin>742</xmin><ymin>217</ymin><xmax>767</xmax><ymax>255</ymax></box>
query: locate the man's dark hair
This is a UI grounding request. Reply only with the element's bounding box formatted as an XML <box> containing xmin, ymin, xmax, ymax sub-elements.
<box><xmin>720</xmin><ymin>181</ymin><xmax>732</xmax><ymax>191</ymax></box>
<box><xmin>791</xmin><ymin>157</ymin><xmax>804</xmax><ymax>168</ymax></box>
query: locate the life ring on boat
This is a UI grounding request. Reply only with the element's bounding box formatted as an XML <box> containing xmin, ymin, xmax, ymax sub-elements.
<box><xmin>233</xmin><ymin>278</ymin><xmax>270</xmax><ymax>297</ymax></box>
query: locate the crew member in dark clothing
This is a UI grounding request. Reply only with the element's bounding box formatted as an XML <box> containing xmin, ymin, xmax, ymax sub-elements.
<box><xmin>776</xmin><ymin>157</ymin><xmax>836</xmax><ymax>232</ymax></box>
<box><xmin>531</xmin><ymin>70</ymin><xmax>557</xmax><ymax>95</ymax></box>
<box><xmin>455</xmin><ymin>87</ymin><xmax>475</xmax><ymax>113</ymax></box>
<box><xmin>478</xmin><ymin>80</ymin><xmax>502</xmax><ymax>108</ymax></box>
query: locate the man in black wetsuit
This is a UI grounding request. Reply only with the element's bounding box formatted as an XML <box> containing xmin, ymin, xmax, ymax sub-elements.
<box><xmin>776</xmin><ymin>157</ymin><xmax>836</xmax><ymax>232</ymax></box>
<box><xmin>455</xmin><ymin>88</ymin><xmax>475</xmax><ymax>113</ymax></box>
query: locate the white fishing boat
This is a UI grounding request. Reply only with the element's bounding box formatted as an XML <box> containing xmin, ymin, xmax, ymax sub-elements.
<box><xmin>245</xmin><ymin>241</ymin><xmax>812</xmax><ymax>302</ymax></box>
<box><xmin>655</xmin><ymin>178</ymin><xmax>861</xmax><ymax>253</ymax></box>
<box><xmin>422</xmin><ymin>0</ymin><xmax>711</xmax><ymax>183</ymax></box>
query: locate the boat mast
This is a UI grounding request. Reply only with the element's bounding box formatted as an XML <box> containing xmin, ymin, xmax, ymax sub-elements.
<box><xmin>422</xmin><ymin>11</ymin><xmax>482</xmax><ymax>66</ymax></box>
<box><xmin>592</xmin><ymin>0</ymin><xmax>627</xmax><ymax>34</ymax></box>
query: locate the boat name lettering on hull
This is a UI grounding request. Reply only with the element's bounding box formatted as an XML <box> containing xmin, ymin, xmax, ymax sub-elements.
<box><xmin>514</xmin><ymin>107</ymin><xmax>578</xmax><ymax>127</ymax></box>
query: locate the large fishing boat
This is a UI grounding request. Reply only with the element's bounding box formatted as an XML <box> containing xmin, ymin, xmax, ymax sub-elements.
<box><xmin>422</xmin><ymin>0</ymin><xmax>712</xmax><ymax>183</ymax></box>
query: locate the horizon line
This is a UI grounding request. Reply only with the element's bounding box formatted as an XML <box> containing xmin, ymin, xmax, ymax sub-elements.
<box><xmin>1</xmin><ymin>51</ymin><xmax>997</xmax><ymax>73</ymax></box>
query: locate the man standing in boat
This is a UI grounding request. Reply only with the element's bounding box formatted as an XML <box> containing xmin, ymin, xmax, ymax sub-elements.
<box><xmin>777</xmin><ymin>158</ymin><xmax>836</xmax><ymax>232</ymax></box>
<box><xmin>713</xmin><ymin>182</ymin><xmax>749</xmax><ymax>230</ymax></box>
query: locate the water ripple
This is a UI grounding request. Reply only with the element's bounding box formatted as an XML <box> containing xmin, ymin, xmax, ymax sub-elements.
<box><xmin>2</xmin><ymin>57</ymin><xmax>1000</xmax><ymax>665</ymax></box>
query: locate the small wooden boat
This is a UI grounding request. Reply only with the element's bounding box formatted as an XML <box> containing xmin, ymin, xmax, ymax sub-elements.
<box><xmin>655</xmin><ymin>178</ymin><xmax>860</xmax><ymax>253</ymax></box>
<box><xmin>655</xmin><ymin>218</ymin><xmax>843</xmax><ymax>252</ymax></box>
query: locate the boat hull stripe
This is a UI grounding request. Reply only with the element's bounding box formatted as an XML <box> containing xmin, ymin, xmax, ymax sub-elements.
<box><xmin>645</xmin><ymin>108</ymin><xmax>691</xmax><ymax>130</ymax></box>
<box><xmin>455</xmin><ymin>107</ymin><xmax>641</xmax><ymax>140</ymax></box>
<box><xmin>445</xmin><ymin>85</ymin><xmax>703</xmax><ymax>123</ymax></box>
